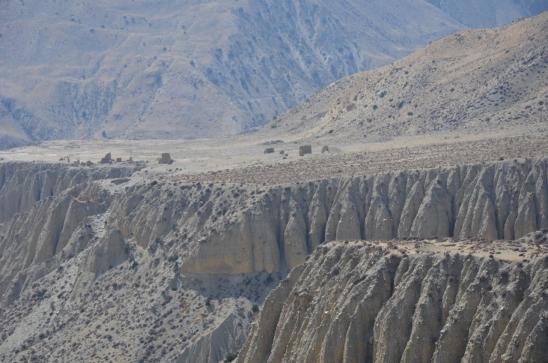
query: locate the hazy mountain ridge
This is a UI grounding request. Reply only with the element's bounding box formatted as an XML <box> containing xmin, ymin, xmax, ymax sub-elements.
<box><xmin>205</xmin><ymin>0</ymin><xmax>462</xmax><ymax>129</ymax></box>
<box><xmin>426</xmin><ymin>0</ymin><xmax>544</xmax><ymax>27</ymax></box>
<box><xmin>1</xmin><ymin>0</ymin><xmax>545</xmax><ymax>149</ymax></box>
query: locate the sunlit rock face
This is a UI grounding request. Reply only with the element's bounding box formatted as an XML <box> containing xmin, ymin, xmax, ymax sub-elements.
<box><xmin>0</xmin><ymin>157</ymin><xmax>546</xmax><ymax>361</ymax></box>
<box><xmin>238</xmin><ymin>242</ymin><xmax>548</xmax><ymax>363</ymax></box>
<box><xmin>183</xmin><ymin>158</ymin><xmax>548</xmax><ymax>274</ymax></box>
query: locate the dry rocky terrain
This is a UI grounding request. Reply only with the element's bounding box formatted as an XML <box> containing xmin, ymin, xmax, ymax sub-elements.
<box><xmin>0</xmin><ymin>155</ymin><xmax>546</xmax><ymax>362</ymax></box>
<box><xmin>239</xmin><ymin>240</ymin><xmax>547</xmax><ymax>363</ymax></box>
<box><xmin>1</xmin><ymin>1</ymin><xmax>545</xmax><ymax>148</ymax></box>
<box><xmin>0</xmin><ymin>12</ymin><xmax>547</xmax><ymax>363</ymax></box>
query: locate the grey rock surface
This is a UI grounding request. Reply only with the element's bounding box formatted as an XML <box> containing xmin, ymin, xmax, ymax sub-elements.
<box><xmin>0</xmin><ymin>157</ymin><xmax>546</xmax><ymax>361</ymax></box>
<box><xmin>184</xmin><ymin>158</ymin><xmax>548</xmax><ymax>274</ymax></box>
<box><xmin>237</xmin><ymin>242</ymin><xmax>548</xmax><ymax>363</ymax></box>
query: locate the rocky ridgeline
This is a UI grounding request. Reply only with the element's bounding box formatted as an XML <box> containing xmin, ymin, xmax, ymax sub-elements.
<box><xmin>238</xmin><ymin>242</ymin><xmax>547</xmax><ymax>362</ymax></box>
<box><xmin>0</xmin><ymin>162</ymin><xmax>132</xmax><ymax>222</ymax></box>
<box><xmin>0</xmin><ymin>163</ymin><xmax>134</xmax><ymax>303</ymax></box>
<box><xmin>184</xmin><ymin>158</ymin><xmax>548</xmax><ymax>274</ymax></box>
<box><xmin>1</xmin><ymin>158</ymin><xmax>546</xmax><ymax>301</ymax></box>
<box><xmin>0</xmin><ymin>158</ymin><xmax>546</xmax><ymax>361</ymax></box>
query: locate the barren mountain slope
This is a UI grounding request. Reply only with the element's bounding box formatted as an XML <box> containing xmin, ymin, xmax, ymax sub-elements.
<box><xmin>1</xmin><ymin>1</ymin><xmax>546</xmax><ymax>149</ymax></box>
<box><xmin>267</xmin><ymin>12</ymin><xmax>548</xmax><ymax>144</ymax></box>
<box><xmin>0</xmin><ymin>0</ymin><xmax>459</xmax><ymax>148</ymax></box>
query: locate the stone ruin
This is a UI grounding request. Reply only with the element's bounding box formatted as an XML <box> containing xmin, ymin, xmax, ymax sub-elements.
<box><xmin>100</xmin><ymin>153</ymin><xmax>113</xmax><ymax>164</ymax></box>
<box><xmin>159</xmin><ymin>153</ymin><xmax>174</xmax><ymax>165</ymax></box>
<box><xmin>299</xmin><ymin>145</ymin><xmax>312</xmax><ymax>156</ymax></box>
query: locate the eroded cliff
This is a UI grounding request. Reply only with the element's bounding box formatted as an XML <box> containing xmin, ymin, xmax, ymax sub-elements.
<box><xmin>2</xmin><ymin>158</ymin><xmax>546</xmax><ymax>301</ymax></box>
<box><xmin>0</xmin><ymin>162</ymin><xmax>134</xmax><ymax>304</ymax></box>
<box><xmin>184</xmin><ymin>158</ymin><xmax>548</xmax><ymax>274</ymax></box>
<box><xmin>238</xmin><ymin>241</ymin><xmax>548</xmax><ymax>363</ymax></box>
<box><xmin>0</xmin><ymin>158</ymin><xmax>546</xmax><ymax>362</ymax></box>
<box><xmin>0</xmin><ymin>162</ymin><xmax>278</xmax><ymax>362</ymax></box>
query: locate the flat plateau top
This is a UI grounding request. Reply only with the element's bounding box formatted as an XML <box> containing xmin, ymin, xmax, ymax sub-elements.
<box><xmin>328</xmin><ymin>233</ymin><xmax>548</xmax><ymax>263</ymax></box>
<box><xmin>1</xmin><ymin>126</ymin><xmax>547</xmax><ymax>185</ymax></box>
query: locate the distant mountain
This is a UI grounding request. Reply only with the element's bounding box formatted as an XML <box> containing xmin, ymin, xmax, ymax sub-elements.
<box><xmin>425</xmin><ymin>0</ymin><xmax>545</xmax><ymax>27</ymax></box>
<box><xmin>0</xmin><ymin>0</ymin><xmax>546</xmax><ymax>149</ymax></box>
<box><xmin>267</xmin><ymin>12</ymin><xmax>548</xmax><ymax>143</ymax></box>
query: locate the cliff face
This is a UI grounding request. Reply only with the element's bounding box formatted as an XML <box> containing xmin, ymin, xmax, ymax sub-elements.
<box><xmin>5</xmin><ymin>158</ymin><xmax>542</xmax><ymax>289</ymax></box>
<box><xmin>0</xmin><ymin>162</ymin><xmax>133</xmax><ymax>304</ymax></box>
<box><xmin>0</xmin><ymin>158</ymin><xmax>546</xmax><ymax>362</ymax></box>
<box><xmin>238</xmin><ymin>242</ymin><xmax>548</xmax><ymax>363</ymax></box>
<box><xmin>0</xmin><ymin>162</ymin><xmax>130</xmax><ymax>222</ymax></box>
<box><xmin>0</xmin><ymin>162</ymin><xmax>277</xmax><ymax>363</ymax></box>
<box><xmin>184</xmin><ymin>158</ymin><xmax>548</xmax><ymax>274</ymax></box>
